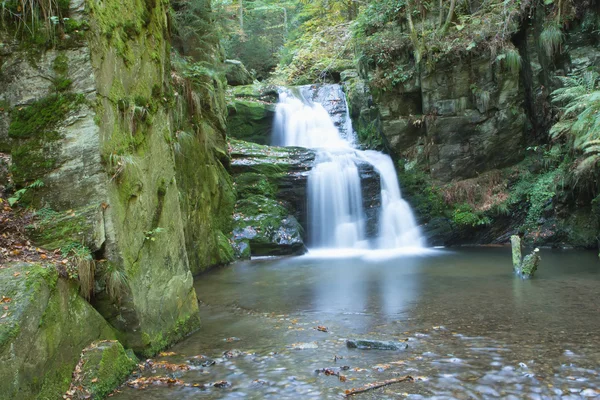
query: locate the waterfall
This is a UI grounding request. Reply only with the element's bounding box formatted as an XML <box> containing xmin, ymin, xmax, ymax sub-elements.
<box><xmin>272</xmin><ymin>84</ymin><xmax>424</xmax><ymax>250</ymax></box>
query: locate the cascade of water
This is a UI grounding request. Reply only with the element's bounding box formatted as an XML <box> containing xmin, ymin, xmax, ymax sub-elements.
<box><xmin>273</xmin><ymin>85</ymin><xmax>424</xmax><ymax>250</ymax></box>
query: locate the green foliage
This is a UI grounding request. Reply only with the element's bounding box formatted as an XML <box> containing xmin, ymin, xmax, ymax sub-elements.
<box><xmin>144</xmin><ymin>227</ymin><xmax>164</xmax><ymax>241</ymax></box>
<box><xmin>8</xmin><ymin>179</ymin><xmax>44</xmax><ymax>206</ymax></box>
<box><xmin>356</xmin><ymin>122</ymin><xmax>384</xmax><ymax>150</ymax></box>
<box><xmin>0</xmin><ymin>0</ymin><xmax>68</xmax><ymax>45</ymax></box>
<box><xmin>550</xmin><ymin>71</ymin><xmax>600</xmax><ymax>176</ymax></box>
<box><xmin>523</xmin><ymin>170</ymin><xmax>558</xmax><ymax>229</ymax></box>
<box><xmin>397</xmin><ymin>166</ymin><xmax>446</xmax><ymax>221</ymax></box>
<box><xmin>496</xmin><ymin>48</ymin><xmax>521</xmax><ymax>73</ymax></box>
<box><xmin>100</xmin><ymin>262</ymin><xmax>129</xmax><ymax>304</ymax></box>
<box><xmin>540</xmin><ymin>22</ymin><xmax>564</xmax><ymax>57</ymax></box>
<box><xmin>452</xmin><ymin>203</ymin><xmax>491</xmax><ymax>227</ymax></box>
<box><xmin>216</xmin><ymin>0</ymin><xmax>297</xmax><ymax>79</ymax></box>
<box><xmin>172</xmin><ymin>0</ymin><xmax>222</xmax><ymax>63</ymax></box>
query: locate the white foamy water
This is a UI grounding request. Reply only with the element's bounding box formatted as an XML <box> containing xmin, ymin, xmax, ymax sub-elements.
<box><xmin>272</xmin><ymin>85</ymin><xmax>424</xmax><ymax>251</ymax></box>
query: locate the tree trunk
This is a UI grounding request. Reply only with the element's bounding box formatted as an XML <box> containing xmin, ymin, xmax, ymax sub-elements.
<box><xmin>405</xmin><ymin>0</ymin><xmax>420</xmax><ymax>63</ymax></box>
<box><xmin>441</xmin><ymin>0</ymin><xmax>456</xmax><ymax>35</ymax></box>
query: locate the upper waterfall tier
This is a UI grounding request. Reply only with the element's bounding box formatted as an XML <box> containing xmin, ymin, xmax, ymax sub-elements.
<box><xmin>272</xmin><ymin>84</ymin><xmax>424</xmax><ymax>250</ymax></box>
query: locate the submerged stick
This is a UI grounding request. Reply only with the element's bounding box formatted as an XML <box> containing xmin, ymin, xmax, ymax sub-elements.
<box><xmin>343</xmin><ymin>375</ymin><xmax>414</xmax><ymax>397</ymax></box>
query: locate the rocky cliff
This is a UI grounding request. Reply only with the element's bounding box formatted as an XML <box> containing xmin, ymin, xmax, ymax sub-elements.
<box><xmin>0</xmin><ymin>0</ymin><xmax>233</xmax><ymax>395</ymax></box>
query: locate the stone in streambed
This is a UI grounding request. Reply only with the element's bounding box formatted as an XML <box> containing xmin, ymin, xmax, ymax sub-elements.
<box><xmin>67</xmin><ymin>340</ymin><xmax>138</xmax><ymax>399</ymax></box>
<box><xmin>346</xmin><ymin>339</ymin><xmax>408</xmax><ymax>350</ymax></box>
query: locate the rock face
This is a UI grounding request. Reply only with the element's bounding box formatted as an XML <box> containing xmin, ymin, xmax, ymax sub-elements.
<box><xmin>224</xmin><ymin>59</ymin><xmax>254</xmax><ymax>86</ymax></box>
<box><xmin>0</xmin><ymin>264</ymin><xmax>116</xmax><ymax>399</ymax></box>
<box><xmin>0</xmin><ymin>0</ymin><xmax>233</xmax><ymax>360</ymax></box>
<box><xmin>230</xmin><ymin>140</ymin><xmax>312</xmax><ymax>255</ymax></box>
<box><xmin>344</xmin><ymin>53</ymin><xmax>526</xmax><ymax>182</ymax></box>
<box><xmin>227</xmin><ymin>84</ymin><xmax>279</xmax><ymax>145</ymax></box>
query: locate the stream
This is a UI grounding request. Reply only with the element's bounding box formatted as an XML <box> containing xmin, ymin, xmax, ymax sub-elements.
<box><xmin>112</xmin><ymin>247</ymin><xmax>600</xmax><ymax>399</ymax></box>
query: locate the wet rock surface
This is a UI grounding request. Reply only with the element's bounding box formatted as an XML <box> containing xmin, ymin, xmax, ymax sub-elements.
<box><xmin>67</xmin><ymin>340</ymin><xmax>137</xmax><ymax>399</ymax></box>
<box><xmin>227</xmin><ymin>84</ymin><xmax>279</xmax><ymax>144</ymax></box>
<box><xmin>346</xmin><ymin>339</ymin><xmax>408</xmax><ymax>351</ymax></box>
<box><xmin>230</xmin><ymin>140</ymin><xmax>312</xmax><ymax>255</ymax></box>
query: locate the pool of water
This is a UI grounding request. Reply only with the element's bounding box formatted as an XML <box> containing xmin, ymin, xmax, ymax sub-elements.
<box><xmin>112</xmin><ymin>247</ymin><xmax>600</xmax><ymax>399</ymax></box>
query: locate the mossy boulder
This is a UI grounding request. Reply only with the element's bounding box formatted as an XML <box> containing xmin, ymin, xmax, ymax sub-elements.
<box><xmin>67</xmin><ymin>340</ymin><xmax>137</xmax><ymax>399</ymax></box>
<box><xmin>224</xmin><ymin>59</ymin><xmax>254</xmax><ymax>86</ymax></box>
<box><xmin>230</xmin><ymin>139</ymin><xmax>314</xmax><ymax>225</ymax></box>
<box><xmin>226</xmin><ymin>84</ymin><xmax>279</xmax><ymax>145</ymax></box>
<box><xmin>227</xmin><ymin>100</ymin><xmax>276</xmax><ymax>145</ymax></box>
<box><xmin>232</xmin><ymin>195</ymin><xmax>306</xmax><ymax>256</ymax></box>
<box><xmin>27</xmin><ymin>204</ymin><xmax>106</xmax><ymax>252</ymax></box>
<box><xmin>0</xmin><ymin>263</ymin><xmax>116</xmax><ymax>400</ymax></box>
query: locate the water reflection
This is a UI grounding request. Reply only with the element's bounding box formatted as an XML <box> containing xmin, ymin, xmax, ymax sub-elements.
<box><xmin>111</xmin><ymin>248</ymin><xmax>600</xmax><ymax>400</ymax></box>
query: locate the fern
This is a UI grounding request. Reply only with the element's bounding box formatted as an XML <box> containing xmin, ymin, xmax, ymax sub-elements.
<box><xmin>550</xmin><ymin>71</ymin><xmax>600</xmax><ymax>175</ymax></box>
<box><xmin>540</xmin><ymin>23</ymin><xmax>564</xmax><ymax>57</ymax></box>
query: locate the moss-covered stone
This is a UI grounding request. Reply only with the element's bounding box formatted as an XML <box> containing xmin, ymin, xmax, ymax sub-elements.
<box><xmin>85</xmin><ymin>0</ymin><xmax>202</xmax><ymax>354</ymax></box>
<box><xmin>227</xmin><ymin>99</ymin><xmax>276</xmax><ymax>145</ymax></box>
<box><xmin>224</xmin><ymin>59</ymin><xmax>254</xmax><ymax>86</ymax></box>
<box><xmin>232</xmin><ymin>195</ymin><xmax>306</xmax><ymax>256</ymax></box>
<box><xmin>0</xmin><ymin>263</ymin><xmax>116</xmax><ymax>400</ymax></box>
<box><xmin>68</xmin><ymin>340</ymin><xmax>137</xmax><ymax>399</ymax></box>
<box><xmin>27</xmin><ymin>204</ymin><xmax>106</xmax><ymax>252</ymax></box>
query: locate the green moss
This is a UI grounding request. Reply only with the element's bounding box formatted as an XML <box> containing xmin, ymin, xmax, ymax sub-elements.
<box><xmin>234</xmin><ymin>172</ymin><xmax>277</xmax><ymax>199</ymax></box>
<box><xmin>227</xmin><ymin>100</ymin><xmax>275</xmax><ymax>145</ymax></box>
<box><xmin>139</xmin><ymin>314</ymin><xmax>200</xmax><ymax>357</ymax></box>
<box><xmin>216</xmin><ymin>230</ymin><xmax>235</xmax><ymax>265</ymax></box>
<box><xmin>8</xmin><ymin>93</ymin><xmax>84</xmax><ymax>139</ymax></box>
<box><xmin>356</xmin><ymin>121</ymin><xmax>384</xmax><ymax>150</ymax></box>
<box><xmin>27</xmin><ymin>205</ymin><xmax>99</xmax><ymax>250</ymax></box>
<box><xmin>452</xmin><ymin>204</ymin><xmax>491</xmax><ymax>227</ymax></box>
<box><xmin>397</xmin><ymin>167</ymin><xmax>447</xmax><ymax>223</ymax></box>
<box><xmin>52</xmin><ymin>53</ymin><xmax>69</xmax><ymax>75</ymax></box>
<box><xmin>7</xmin><ymin>93</ymin><xmax>84</xmax><ymax>185</ymax></box>
<box><xmin>78</xmin><ymin>341</ymin><xmax>138</xmax><ymax>399</ymax></box>
<box><xmin>37</xmin><ymin>362</ymin><xmax>76</xmax><ymax>400</ymax></box>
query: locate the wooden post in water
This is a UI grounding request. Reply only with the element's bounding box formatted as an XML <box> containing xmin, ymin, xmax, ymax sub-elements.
<box><xmin>511</xmin><ymin>234</ymin><xmax>540</xmax><ymax>278</ymax></box>
<box><xmin>510</xmin><ymin>235</ymin><xmax>522</xmax><ymax>273</ymax></box>
<box><xmin>520</xmin><ymin>248</ymin><xmax>540</xmax><ymax>279</ymax></box>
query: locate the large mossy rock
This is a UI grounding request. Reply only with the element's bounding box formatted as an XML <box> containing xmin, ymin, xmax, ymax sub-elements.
<box><xmin>230</xmin><ymin>140</ymin><xmax>312</xmax><ymax>255</ymax></box>
<box><xmin>0</xmin><ymin>264</ymin><xmax>116</xmax><ymax>400</ymax></box>
<box><xmin>230</xmin><ymin>139</ymin><xmax>314</xmax><ymax>225</ymax></box>
<box><xmin>224</xmin><ymin>59</ymin><xmax>254</xmax><ymax>86</ymax></box>
<box><xmin>67</xmin><ymin>340</ymin><xmax>137</xmax><ymax>399</ymax></box>
<box><xmin>0</xmin><ymin>0</ymin><xmax>210</xmax><ymax>357</ymax></box>
<box><xmin>233</xmin><ymin>195</ymin><xmax>306</xmax><ymax>256</ymax></box>
<box><xmin>227</xmin><ymin>84</ymin><xmax>279</xmax><ymax>145</ymax></box>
